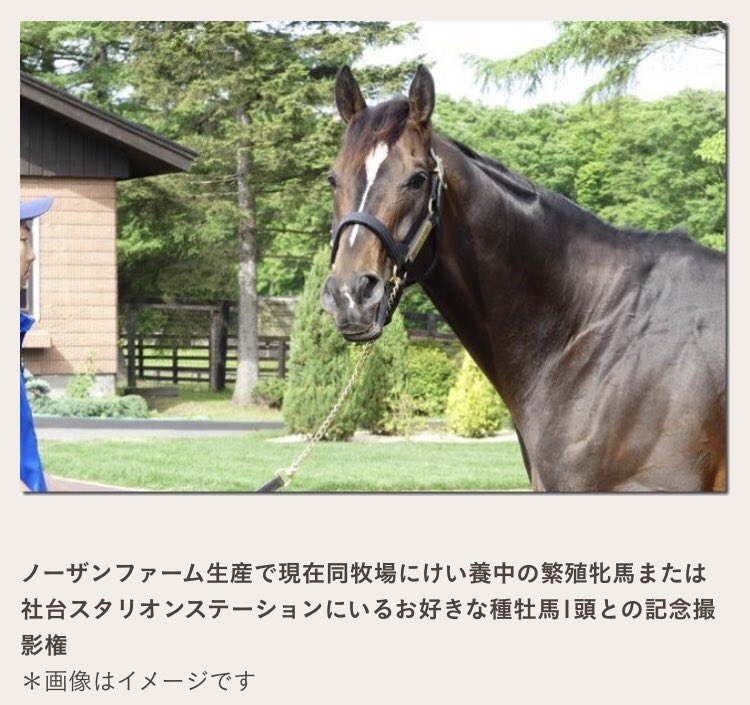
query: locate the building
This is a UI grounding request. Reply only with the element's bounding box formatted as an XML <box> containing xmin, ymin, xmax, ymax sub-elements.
<box><xmin>20</xmin><ymin>72</ymin><xmax>197</xmax><ymax>394</ymax></box>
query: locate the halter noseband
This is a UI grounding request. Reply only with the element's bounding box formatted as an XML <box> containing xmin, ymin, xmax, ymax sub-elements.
<box><xmin>330</xmin><ymin>149</ymin><xmax>446</xmax><ymax>288</ymax></box>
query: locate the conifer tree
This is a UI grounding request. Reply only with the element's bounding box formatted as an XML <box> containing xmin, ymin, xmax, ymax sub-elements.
<box><xmin>351</xmin><ymin>308</ymin><xmax>408</xmax><ymax>435</ymax></box>
<box><xmin>283</xmin><ymin>248</ymin><xmax>411</xmax><ymax>439</ymax></box>
<box><xmin>282</xmin><ymin>248</ymin><xmax>359</xmax><ymax>440</ymax></box>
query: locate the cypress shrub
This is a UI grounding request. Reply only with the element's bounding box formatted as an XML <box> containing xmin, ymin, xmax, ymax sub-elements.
<box><xmin>283</xmin><ymin>248</ymin><xmax>411</xmax><ymax>439</ymax></box>
<box><xmin>445</xmin><ymin>352</ymin><xmax>511</xmax><ymax>438</ymax></box>
<box><xmin>404</xmin><ymin>340</ymin><xmax>460</xmax><ymax>416</ymax></box>
<box><xmin>282</xmin><ymin>249</ymin><xmax>359</xmax><ymax>440</ymax></box>
<box><xmin>351</xmin><ymin>308</ymin><xmax>409</xmax><ymax>434</ymax></box>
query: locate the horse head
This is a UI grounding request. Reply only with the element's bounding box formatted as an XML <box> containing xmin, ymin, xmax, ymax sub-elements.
<box><xmin>322</xmin><ymin>65</ymin><xmax>441</xmax><ymax>341</ymax></box>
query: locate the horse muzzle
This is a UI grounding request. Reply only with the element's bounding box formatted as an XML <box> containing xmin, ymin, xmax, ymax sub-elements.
<box><xmin>321</xmin><ymin>272</ymin><xmax>388</xmax><ymax>342</ymax></box>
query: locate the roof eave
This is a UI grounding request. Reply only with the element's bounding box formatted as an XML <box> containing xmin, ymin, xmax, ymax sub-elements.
<box><xmin>20</xmin><ymin>72</ymin><xmax>197</xmax><ymax>176</ymax></box>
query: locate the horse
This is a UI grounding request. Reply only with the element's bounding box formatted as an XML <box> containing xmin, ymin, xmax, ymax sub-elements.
<box><xmin>322</xmin><ymin>65</ymin><xmax>726</xmax><ymax>492</ymax></box>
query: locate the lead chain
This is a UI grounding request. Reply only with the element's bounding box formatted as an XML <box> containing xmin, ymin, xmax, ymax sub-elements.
<box><xmin>271</xmin><ymin>276</ymin><xmax>403</xmax><ymax>489</ymax></box>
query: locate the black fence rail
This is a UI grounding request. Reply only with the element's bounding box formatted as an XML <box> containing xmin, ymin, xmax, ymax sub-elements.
<box><xmin>120</xmin><ymin>301</ymin><xmax>454</xmax><ymax>391</ymax></box>
<box><xmin>122</xmin><ymin>334</ymin><xmax>288</xmax><ymax>386</ymax></box>
<box><xmin>120</xmin><ymin>302</ymin><xmax>288</xmax><ymax>391</ymax></box>
<box><xmin>401</xmin><ymin>310</ymin><xmax>455</xmax><ymax>340</ymax></box>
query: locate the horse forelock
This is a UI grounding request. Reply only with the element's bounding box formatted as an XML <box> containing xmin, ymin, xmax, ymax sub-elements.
<box><xmin>342</xmin><ymin>98</ymin><xmax>427</xmax><ymax>171</ymax></box>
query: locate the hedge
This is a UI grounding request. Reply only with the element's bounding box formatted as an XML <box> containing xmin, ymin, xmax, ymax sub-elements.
<box><xmin>404</xmin><ymin>340</ymin><xmax>460</xmax><ymax>417</ymax></box>
<box><xmin>31</xmin><ymin>395</ymin><xmax>149</xmax><ymax>419</ymax></box>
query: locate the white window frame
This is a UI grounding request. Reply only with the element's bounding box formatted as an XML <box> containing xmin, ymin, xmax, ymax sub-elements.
<box><xmin>21</xmin><ymin>218</ymin><xmax>41</xmax><ymax>320</ymax></box>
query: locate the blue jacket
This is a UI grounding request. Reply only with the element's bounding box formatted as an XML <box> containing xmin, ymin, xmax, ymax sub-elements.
<box><xmin>21</xmin><ymin>312</ymin><xmax>47</xmax><ymax>492</ymax></box>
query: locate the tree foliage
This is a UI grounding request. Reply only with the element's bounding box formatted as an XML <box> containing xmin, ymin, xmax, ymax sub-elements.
<box><xmin>466</xmin><ymin>21</ymin><xmax>725</xmax><ymax>103</ymax></box>
<box><xmin>20</xmin><ymin>20</ymin><xmax>726</xmax><ymax>346</ymax></box>
<box><xmin>20</xmin><ymin>21</ymin><xmax>420</xmax><ymax>403</ymax></box>
<box><xmin>432</xmin><ymin>90</ymin><xmax>725</xmax><ymax>250</ymax></box>
<box><xmin>21</xmin><ymin>21</ymin><xmax>135</xmax><ymax>110</ymax></box>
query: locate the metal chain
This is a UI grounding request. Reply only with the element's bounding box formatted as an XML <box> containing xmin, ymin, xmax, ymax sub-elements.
<box><xmin>270</xmin><ymin>275</ymin><xmax>403</xmax><ymax>489</ymax></box>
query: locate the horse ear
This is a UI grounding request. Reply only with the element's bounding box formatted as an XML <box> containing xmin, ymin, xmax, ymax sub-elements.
<box><xmin>408</xmin><ymin>65</ymin><xmax>435</xmax><ymax>126</ymax></box>
<box><xmin>335</xmin><ymin>66</ymin><xmax>367</xmax><ymax>125</ymax></box>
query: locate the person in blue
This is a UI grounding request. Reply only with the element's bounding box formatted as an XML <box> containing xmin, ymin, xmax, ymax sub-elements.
<box><xmin>20</xmin><ymin>197</ymin><xmax>54</xmax><ymax>492</ymax></box>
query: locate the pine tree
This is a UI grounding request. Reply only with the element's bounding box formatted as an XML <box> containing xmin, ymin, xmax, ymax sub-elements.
<box><xmin>21</xmin><ymin>21</ymin><xmax>420</xmax><ymax>404</ymax></box>
<box><xmin>467</xmin><ymin>21</ymin><xmax>725</xmax><ymax>103</ymax></box>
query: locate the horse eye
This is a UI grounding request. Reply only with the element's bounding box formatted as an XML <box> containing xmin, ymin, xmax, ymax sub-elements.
<box><xmin>327</xmin><ymin>173</ymin><xmax>338</xmax><ymax>189</ymax></box>
<box><xmin>406</xmin><ymin>172</ymin><xmax>427</xmax><ymax>190</ymax></box>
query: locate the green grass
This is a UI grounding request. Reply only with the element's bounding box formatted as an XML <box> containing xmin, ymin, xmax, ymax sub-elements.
<box><xmin>39</xmin><ymin>431</ymin><xmax>530</xmax><ymax>492</ymax></box>
<box><xmin>143</xmin><ymin>384</ymin><xmax>283</xmax><ymax>422</ymax></box>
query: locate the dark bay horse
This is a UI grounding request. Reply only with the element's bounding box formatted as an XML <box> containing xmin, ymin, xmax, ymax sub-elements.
<box><xmin>322</xmin><ymin>65</ymin><xmax>726</xmax><ymax>492</ymax></box>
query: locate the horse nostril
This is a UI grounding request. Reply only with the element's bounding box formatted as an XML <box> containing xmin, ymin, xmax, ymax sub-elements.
<box><xmin>355</xmin><ymin>273</ymin><xmax>384</xmax><ymax>307</ymax></box>
<box><xmin>321</xmin><ymin>276</ymin><xmax>338</xmax><ymax>314</ymax></box>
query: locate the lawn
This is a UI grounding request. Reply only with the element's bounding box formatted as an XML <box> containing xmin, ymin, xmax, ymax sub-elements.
<box><xmin>39</xmin><ymin>431</ymin><xmax>530</xmax><ymax>492</ymax></box>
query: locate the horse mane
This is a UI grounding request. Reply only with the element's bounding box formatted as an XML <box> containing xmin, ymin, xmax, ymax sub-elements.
<box><xmin>443</xmin><ymin>136</ymin><xmax>712</xmax><ymax>254</ymax></box>
<box><xmin>444</xmin><ymin>137</ymin><xmax>539</xmax><ymax>202</ymax></box>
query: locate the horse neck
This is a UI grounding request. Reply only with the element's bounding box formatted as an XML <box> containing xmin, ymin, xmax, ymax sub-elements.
<box><xmin>422</xmin><ymin>137</ymin><xmax>600</xmax><ymax>409</ymax></box>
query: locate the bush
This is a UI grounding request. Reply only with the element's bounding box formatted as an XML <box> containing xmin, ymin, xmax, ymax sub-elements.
<box><xmin>350</xmin><ymin>309</ymin><xmax>408</xmax><ymax>435</ymax></box>
<box><xmin>405</xmin><ymin>340</ymin><xmax>460</xmax><ymax>416</ymax></box>
<box><xmin>23</xmin><ymin>369</ymin><xmax>51</xmax><ymax>400</ymax></box>
<box><xmin>282</xmin><ymin>249</ymin><xmax>360</xmax><ymax>440</ymax></box>
<box><xmin>31</xmin><ymin>395</ymin><xmax>149</xmax><ymax>419</ymax></box>
<box><xmin>251</xmin><ymin>378</ymin><xmax>286</xmax><ymax>409</ymax></box>
<box><xmin>445</xmin><ymin>352</ymin><xmax>511</xmax><ymax>438</ymax></box>
<box><xmin>66</xmin><ymin>372</ymin><xmax>95</xmax><ymax>398</ymax></box>
<box><xmin>283</xmin><ymin>248</ymin><xmax>412</xmax><ymax>439</ymax></box>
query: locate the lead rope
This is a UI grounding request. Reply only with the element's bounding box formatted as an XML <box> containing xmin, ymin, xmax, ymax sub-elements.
<box><xmin>255</xmin><ymin>274</ymin><xmax>403</xmax><ymax>492</ymax></box>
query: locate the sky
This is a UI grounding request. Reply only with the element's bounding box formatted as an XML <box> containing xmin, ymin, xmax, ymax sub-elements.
<box><xmin>359</xmin><ymin>21</ymin><xmax>726</xmax><ymax>112</ymax></box>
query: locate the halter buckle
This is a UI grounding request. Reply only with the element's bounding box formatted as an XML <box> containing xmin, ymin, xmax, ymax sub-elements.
<box><xmin>406</xmin><ymin>220</ymin><xmax>434</xmax><ymax>265</ymax></box>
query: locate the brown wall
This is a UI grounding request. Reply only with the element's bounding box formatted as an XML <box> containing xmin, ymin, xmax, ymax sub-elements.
<box><xmin>21</xmin><ymin>177</ymin><xmax>118</xmax><ymax>377</ymax></box>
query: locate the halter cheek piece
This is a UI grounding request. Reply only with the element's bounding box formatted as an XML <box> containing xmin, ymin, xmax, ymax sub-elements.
<box><xmin>330</xmin><ymin>149</ymin><xmax>447</xmax><ymax>296</ymax></box>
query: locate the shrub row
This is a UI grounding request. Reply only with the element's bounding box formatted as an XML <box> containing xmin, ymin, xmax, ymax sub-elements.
<box><xmin>262</xmin><ymin>335</ymin><xmax>466</xmax><ymax>426</ymax></box>
<box><xmin>404</xmin><ymin>340</ymin><xmax>460</xmax><ymax>417</ymax></box>
<box><xmin>31</xmin><ymin>395</ymin><xmax>149</xmax><ymax>419</ymax></box>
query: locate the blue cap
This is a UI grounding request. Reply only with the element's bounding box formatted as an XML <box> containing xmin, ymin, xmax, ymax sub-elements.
<box><xmin>20</xmin><ymin>197</ymin><xmax>54</xmax><ymax>221</ymax></box>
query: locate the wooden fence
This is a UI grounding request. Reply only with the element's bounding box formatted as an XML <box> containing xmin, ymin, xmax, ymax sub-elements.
<box><xmin>120</xmin><ymin>301</ymin><xmax>454</xmax><ymax>391</ymax></box>
<box><xmin>120</xmin><ymin>302</ymin><xmax>288</xmax><ymax>391</ymax></box>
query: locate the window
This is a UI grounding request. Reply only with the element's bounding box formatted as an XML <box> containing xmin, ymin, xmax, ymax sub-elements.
<box><xmin>20</xmin><ymin>218</ymin><xmax>40</xmax><ymax>318</ymax></box>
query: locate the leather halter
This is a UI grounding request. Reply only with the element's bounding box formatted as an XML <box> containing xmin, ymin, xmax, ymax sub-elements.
<box><xmin>330</xmin><ymin>149</ymin><xmax>446</xmax><ymax>288</ymax></box>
